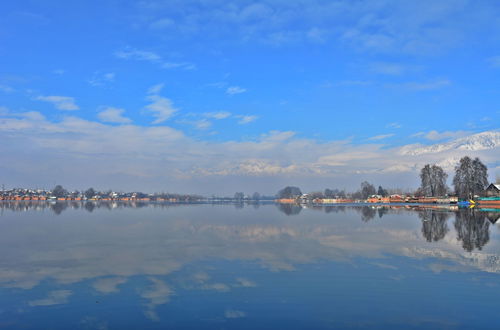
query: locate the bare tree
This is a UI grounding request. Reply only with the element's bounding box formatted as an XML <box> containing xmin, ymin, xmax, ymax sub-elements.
<box><xmin>51</xmin><ymin>185</ymin><xmax>67</xmax><ymax>198</ymax></box>
<box><xmin>277</xmin><ymin>186</ymin><xmax>302</xmax><ymax>199</ymax></box>
<box><xmin>360</xmin><ymin>181</ymin><xmax>376</xmax><ymax>199</ymax></box>
<box><xmin>419</xmin><ymin>164</ymin><xmax>448</xmax><ymax>196</ymax></box>
<box><xmin>84</xmin><ymin>188</ymin><xmax>96</xmax><ymax>199</ymax></box>
<box><xmin>472</xmin><ymin>158</ymin><xmax>489</xmax><ymax>196</ymax></box>
<box><xmin>377</xmin><ymin>186</ymin><xmax>388</xmax><ymax>197</ymax></box>
<box><xmin>453</xmin><ymin>156</ymin><xmax>488</xmax><ymax>199</ymax></box>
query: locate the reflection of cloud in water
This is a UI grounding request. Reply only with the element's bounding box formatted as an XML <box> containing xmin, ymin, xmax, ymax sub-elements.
<box><xmin>235</xmin><ymin>277</ymin><xmax>257</xmax><ymax>287</ymax></box>
<box><xmin>92</xmin><ymin>277</ymin><xmax>127</xmax><ymax>294</ymax></box>
<box><xmin>80</xmin><ymin>316</ymin><xmax>108</xmax><ymax>330</ymax></box>
<box><xmin>0</xmin><ymin>206</ymin><xmax>499</xmax><ymax>296</ymax></box>
<box><xmin>28</xmin><ymin>290</ymin><xmax>72</xmax><ymax>306</ymax></box>
<box><xmin>225</xmin><ymin>309</ymin><xmax>246</xmax><ymax>318</ymax></box>
<box><xmin>201</xmin><ymin>283</ymin><xmax>230</xmax><ymax>292</ymax></box>
<box><xmin>140</xmin><ymin>277</ymin><xmax>173</xmax><ymax>321</ymax></box>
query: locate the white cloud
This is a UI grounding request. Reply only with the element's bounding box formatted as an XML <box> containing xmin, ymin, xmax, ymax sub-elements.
<box><xmin>145</xmin><ymin>95</ymin><xmax>177</xmax><ymax>124</ymax></box>
<box><xmin>148</xmin><ymin>83</ymin><xmax>164</xmax><ymax>95</ymax></box>
<box><xmin>0</xmin><ymin>84</ymin><xmax>15</xmax><ymax>93</ymax></box>
<box><xmin>89</xmin><ymin>72</ymin><xmax>115</xmax><ymax>87</ymax></box>
<box><xmin>236</xmin><ymin>115</ymin><xmax>258</xmax><ymax>124</ymax></box>
<box><xmin>144</xmin><ymin>85</ymin><xmax>178</xmax><ymax>123</ymax></box>
<box><xmin>368</xmin><ymin>134</ymin><xmax>395</xmax><ymax>141</ymax></box>
<box><xmin>417</xmin><ymin>130</ymin><xmax>470</xmax><ymax>141</ymax></box>
<box><xmin>386</xmin><ymin>122</ymin><xmax>402</xmax><ymax>129</ymax></box>
<box><xmin>97</xmin><ymin>107</ymin><xmax>132</xmax><ymax>124</ymax></box>
<box><xmin>204</xmin><ymin>111</ymin><xmax>231</xmax><ymax>120</ymax></box>
<box><xmin>21</xmin><ymin>111</ymin><xmax>46</xmax><ymax>121</ymax></box>
<box><xmin>36</xmin><ymin>95</ymin><xmax>79</xmax><ymax>111</ymax></box>
<box><xmin>189</xmin><ymin>119</ymin><xmax>212</xmax><ymax>130</ymax></box>
<box><xmin>115</xmin><ymin>47</ymin><xmax>194</xmax><ymax>70</ymax></box>
<box><xmin>28</xmin><ymin>290</ymin><xmax>72</xmax><ymax>306</ymax></box>
<box><xmin>226</xmin><ymin>86</ymin><xmax>247</xmax><ymax>95</ymax></box>
<box><xmin>115</xmin><ymin>48</ymin><xmax>161</xmax><ymax>62</ymax></box>
<box><xmin>162</xmin><ymin>62</ymin><xmax>195</xmax><ymax>70</ymax></box>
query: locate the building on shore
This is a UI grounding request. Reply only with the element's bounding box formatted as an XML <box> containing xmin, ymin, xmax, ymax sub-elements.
<box><xmin>484</xmin><ymin>183</ymin><xmax>500</xmax><ymax>197</ymax></box>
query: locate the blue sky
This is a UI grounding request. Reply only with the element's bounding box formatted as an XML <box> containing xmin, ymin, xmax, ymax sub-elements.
<box><xmin>0</xmin><ymin>0</ymin><xmax>499</xmax><ymax>193</ymax></box>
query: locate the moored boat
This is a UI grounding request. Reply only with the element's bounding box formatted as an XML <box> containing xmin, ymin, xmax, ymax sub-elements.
<box><xmin>476</xmin><ymin>197</ymin><xmax>500</xmax><ymax>207</ymax></box>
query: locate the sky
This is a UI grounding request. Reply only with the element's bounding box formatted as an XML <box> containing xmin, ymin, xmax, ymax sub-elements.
<box><xmin>0</xmin><ymin>0</ymin><xmax>499</xmax><ymax>194</ymax></box>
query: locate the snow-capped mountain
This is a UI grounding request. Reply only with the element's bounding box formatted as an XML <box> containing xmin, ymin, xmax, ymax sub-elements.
<box><xmin>401</xmin><ymin>131</ymin><xmax>500</xmax><ymax>156</ymax></box>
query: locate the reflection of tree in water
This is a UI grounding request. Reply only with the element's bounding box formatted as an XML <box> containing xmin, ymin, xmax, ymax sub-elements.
<box><xmin>377</xmin><ymin>207</ymin><xmax>389</xmax><ymax>218</ymax></box>
<box><xmin>360</xmin><ymin>206</ymin><xmax>376</xmax><ymax>222</ymax></box>
<box><xmin>418</xmin><ymin>209</ymin><xmax>450</xmax><ymax>242</ymax></box>
<box><xmin>84</xmin><ymin>202</ymin><xmax>96</xmax><ymax>213</ymax></box>
<box><xmin>277</xmin><ymin>203</ymin><xmax>302</xmax><ymax>216</ymax></box>
<box><xmin>234</xmin><ymin>202</ymin><xmax>244</xmax><ymax>209</ymax></box>
<box><xmin>50</xmin><ymin>202</ymin><xmax>68</xmax><ymax>215</ymax></box>
<box><xmin>454</xmin><ymin>209</ymin><xmax>490</xmax><ymax>252</ymax></box>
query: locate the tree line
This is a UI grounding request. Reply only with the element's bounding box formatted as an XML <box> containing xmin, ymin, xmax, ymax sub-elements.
<box><xmin>419</xmin><ymin>156</ymin><xmax>488</xmax><ymax>199</ymax></box>
<box><xmin>275</xmin><ymin>156</ymin><xmax>490</xmax><ymax>200</ymax></box>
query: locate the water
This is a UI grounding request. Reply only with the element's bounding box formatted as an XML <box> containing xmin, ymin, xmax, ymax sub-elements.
<box><xmin>0</xmin><ymin>202</ymin><xmax>499</xmax><ymax>329</ymax></box>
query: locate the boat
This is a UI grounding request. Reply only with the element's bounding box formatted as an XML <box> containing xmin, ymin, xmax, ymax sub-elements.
<box><xmin>475</xmin><ymin>196</ymin><xmax>500</xmax><ymax>207</ymax></box>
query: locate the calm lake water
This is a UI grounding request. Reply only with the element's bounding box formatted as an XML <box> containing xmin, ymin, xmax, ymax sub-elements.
<box><xmin>0</xmin><ymin>202</ymin><xmax>499</xmax><ymax>329</ymax></box>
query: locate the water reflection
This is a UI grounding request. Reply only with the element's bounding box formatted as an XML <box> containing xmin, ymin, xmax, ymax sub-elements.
<box><xmin>0</xmin><ymin>200</ymin><xmax>191</xmax><ymax>214</ymax></box>
<box><xmin>360</xmin><ymin>206</ymin><xmax>377</xmax><ymax>222</ymax></box>
<box><xmin>455</xmin><ymin>209</ymin><xmax>490</xmax><ymax>252</ymax></box>
<box><xmin>277</xmin><ymin>203</ymin><xmax>303</xmax><ymax>215</ymax></box>
<box><xmin>0</xmin><ymin>203</ymin><xmax>499</xmax><ymax>328</ymax></box>
<box><xmin>1</xmin><ymin>201</ymin><xmax>498</xmax><ymax>254</ymax></box>
<box><xmin>418</xmin><ymin>209</ymin><xmax>450</xmax><ymax>242</ymax></box>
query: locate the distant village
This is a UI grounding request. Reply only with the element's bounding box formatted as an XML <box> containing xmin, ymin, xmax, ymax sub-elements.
<box><xmin>0</xmin><ymin>187</ymin><xmax>204</xmax><ymax>202</ymax></box>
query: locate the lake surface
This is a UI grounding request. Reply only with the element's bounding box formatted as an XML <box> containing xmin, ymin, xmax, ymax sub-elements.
<box><xmin>0</xmin><ymin>202</ymin><xmax>499</xmax><ymax>329</ymax></box>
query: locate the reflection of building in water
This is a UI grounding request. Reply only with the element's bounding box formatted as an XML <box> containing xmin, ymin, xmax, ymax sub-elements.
<box><xmin>418</xmin><ymin>209</ymin><xmax>450</xmax><ymax>242</ymax></box>
<box><xmin>455</xmin><ymin>209</ymin><xmax>490</xmax><ymax>252</ymax></box>
<box><xmin>482</xmin><ymin>210</ymin><xmax>500</xmax><ymax>224</ymax></box>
